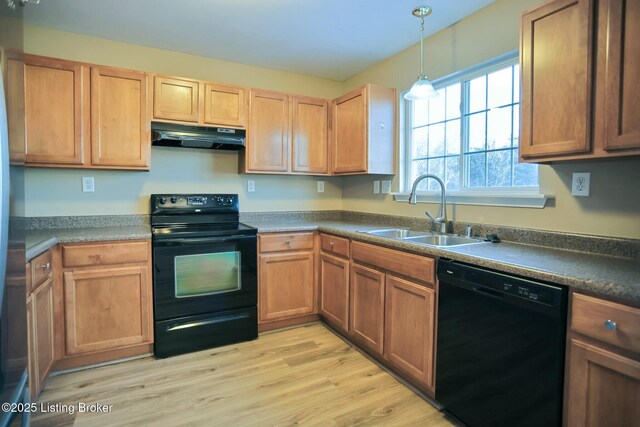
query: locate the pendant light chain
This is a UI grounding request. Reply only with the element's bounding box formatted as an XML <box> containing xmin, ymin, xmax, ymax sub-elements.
<box><xmin>419</xmin><ymin>16</ymin><xmax>425</xmax><ymax>77</ymax></box>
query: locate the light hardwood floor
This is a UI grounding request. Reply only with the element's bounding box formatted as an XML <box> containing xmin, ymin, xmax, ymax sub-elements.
<box><xmin>31</xmin><ymin>323</ymin><xmax>455</xmax><ymax>426</ymax></box>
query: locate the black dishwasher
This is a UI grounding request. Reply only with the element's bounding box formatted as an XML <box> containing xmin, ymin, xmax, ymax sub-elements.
<box><xmin>436</xmin><ymin>260</ymin><xmax>567</xmax><ymax>427</ymax></box>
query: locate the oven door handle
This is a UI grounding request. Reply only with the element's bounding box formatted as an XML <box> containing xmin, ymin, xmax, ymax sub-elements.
<box><xmin>165</xmin><ymin>313</ymin><xmax>250</xmax><ymax>332</ymax></box>
<box><xmin>154</xmin><ymin>235</ymin><xmax>256</xmax><ymax>245</ymax></box>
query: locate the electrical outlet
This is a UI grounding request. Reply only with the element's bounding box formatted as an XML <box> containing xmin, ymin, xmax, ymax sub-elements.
<box><xmin>247</xmin><ymin>180</ymin><xmax>255</xmax><ymax>193</ymax></box>
<box><xmin>381</xmin><ymin>180</ymin><xmax>392</xmax><ymax>194</ymax></box>
<box><xmin>82</xmin><ymin>177</ymin><xmax>95</xmax><ymax>193</ymax></box>
<box><xmin>571</xmin><ymin>172</ymin><xmax>590</xmax><ymax>197</ymax></box>
<box><xmin>317</xmin><ymin>181</ymin><xmax>325</xmax><ymax>193</ymax></box>
<box><xmin>373</xmin><ymin>180</ymin><xmax>380</xmax><ymax>194</ymax></box>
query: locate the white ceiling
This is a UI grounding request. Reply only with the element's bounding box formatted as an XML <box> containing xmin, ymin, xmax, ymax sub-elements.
<box><xmin>24</xmin><ymin>0</ymin><xmax>495</xmax><ymax>81</ymax></box>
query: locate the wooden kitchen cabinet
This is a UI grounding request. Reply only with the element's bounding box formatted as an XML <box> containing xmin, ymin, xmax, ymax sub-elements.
<box><xmin>384</xmin><ymin>274</ymin><xmax>435</xmax><ymax>389</ymax></box>
<box><xmin>566</xmin><ymin>292</ymin><xmax>640</xmax><ymax>425</ymax></box>
<box><xmin>319</xmin><ymin>253</ymin><xmax>349</xmax><ymax>333</ymax></box>
<box><xmin>331</xmin><ymin>84</ymin><xmax>396</xmax><ymax>175</ymax></box>
<box><xmin>19</xmin><ymin>54</ymin><xmax>150</xmax><ymax>170</ymax></box>
<box><xmin>520</xmin><ymin>0</ymin><xmax>640</xmax><ymax>162</ymax></box>
<box><xmin>203</xmin><ymin>83</ymin><xmax>246</xmax><ymax>128</ymax></box>
<box><xmin>153</xmin><ymin>75</ymin><xmax>200</xmax><ymax>123</ymax></box>
<box><xmin>58</xmin><ymin>240</ymin><xmax>153</xmax><ymax>365</ymax></box>
<box><xmin>242</xmin><ymin>90</ymin><xmax>329</xmax><ymax>175</ymax></box>
<box><xmin>349</xmin><ymin>263</ymin><xmax>385</xmax><ymax>356</ymax></box>
<box><xmin>258</xmin><ymin>233</ymin><xmax>317</xmax><ymax>328</ymax></box>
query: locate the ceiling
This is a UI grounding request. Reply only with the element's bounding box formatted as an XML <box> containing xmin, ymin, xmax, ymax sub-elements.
<box><xmin>24</xmin><ymin>0</ymin><xmax>495</xmax><ymax>81</ymax></box>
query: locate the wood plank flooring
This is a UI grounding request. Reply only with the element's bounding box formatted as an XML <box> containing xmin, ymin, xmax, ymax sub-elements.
<box><xmin>31</xmin><ymin>323</ymin><xmax>455</xmax><ymax>426</ymax></box>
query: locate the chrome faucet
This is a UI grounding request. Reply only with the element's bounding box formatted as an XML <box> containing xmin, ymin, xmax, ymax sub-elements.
<box><xmin>408</xmin><ymin>174</ymin><xmax>448</xmax><ymax>234</ymax></box>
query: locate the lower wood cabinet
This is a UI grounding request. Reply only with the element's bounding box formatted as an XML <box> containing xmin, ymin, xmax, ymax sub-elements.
<box><xmin>63</xmin><ymin>266</ymin><xmax>152</xmax><ymax>355</ymax></box>
<box><xmin>349</xmin><ymin>263</ymin><xmax>385</xmax><ymax>356</ymax></box>
<box><xmin>384</xmin><ymin>275</ymin><xmax>435</xmax><ymax>389</ymax></box>
<box><xmin>319</xmin><ymin>253</ymin><xmax>349</xmax><ymax>333</ymax></box>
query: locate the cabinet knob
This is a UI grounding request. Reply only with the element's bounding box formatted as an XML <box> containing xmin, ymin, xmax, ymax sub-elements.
<box><xmin>285</xmin><ymin>240</ymin><xmax>291</xmax><ymax>247</ymax></box>
<box><xmin>40</xmin><ymin>262</ymin><xmax>51</xmax><ymax>270</ymax></box>
<box><xmin>604</xmin><ymin>319</ymin><xmax>617</xmax><ymax>331</ymax></box>
<box><xmin>329</xmin><ymin>242</ymin><xmax>335</xmax><ymax>249</ymax></box>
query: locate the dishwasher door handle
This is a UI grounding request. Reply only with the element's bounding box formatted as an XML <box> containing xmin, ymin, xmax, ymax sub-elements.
<box><xmin>473</xmin><ymin>286</ymin><xmax>505</xmax><ymax>299</ymax></box>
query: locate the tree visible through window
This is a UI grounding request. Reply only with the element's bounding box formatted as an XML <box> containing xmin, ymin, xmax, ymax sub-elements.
<box><xmin>407</xmin><ymin>55</ymin><xmax>538</xmax><ymax>193</ymax></box>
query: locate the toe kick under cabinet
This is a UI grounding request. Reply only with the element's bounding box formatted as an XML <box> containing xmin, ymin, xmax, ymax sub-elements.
<box><xmin>56</xmin><ymin>240</ymin><xmax>154</xmax><ymax>370</ymax></box>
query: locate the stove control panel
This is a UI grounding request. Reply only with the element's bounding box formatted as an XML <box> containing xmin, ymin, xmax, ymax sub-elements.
<box><xmin>151</xmin><ymin>194</ymin><xmax>239</xmax><ymax>212</ymax></box>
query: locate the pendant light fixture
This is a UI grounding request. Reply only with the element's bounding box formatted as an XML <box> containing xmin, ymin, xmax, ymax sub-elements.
<box><xmin>404</xmin><ymin>6</ymin><xmax>438</xmax><ymax>100</ymax></box>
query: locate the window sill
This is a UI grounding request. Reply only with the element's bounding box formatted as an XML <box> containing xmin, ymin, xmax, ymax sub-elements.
<box><xmin>392</xmin><ymin>191</ymin><xmax>554</xmax><ymax>209</ymax></box>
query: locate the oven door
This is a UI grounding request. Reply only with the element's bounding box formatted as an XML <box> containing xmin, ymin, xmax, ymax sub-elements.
<box><xmin>152</xmin><ymin>234</ymin><xmax>257</xmax><ymax>321</ymax></box>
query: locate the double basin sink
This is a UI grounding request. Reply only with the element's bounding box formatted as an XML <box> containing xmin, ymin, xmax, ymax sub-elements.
<box><xmin>358</xmin><ymin>228</ymin><xmax>485</xmax><ymax>248</ymax></box>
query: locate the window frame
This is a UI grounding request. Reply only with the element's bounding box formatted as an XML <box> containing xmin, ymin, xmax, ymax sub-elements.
<box><xmin>401</xmin><ymin>51</ymin><xmax>547</xmax><ymax>206</ymax></box>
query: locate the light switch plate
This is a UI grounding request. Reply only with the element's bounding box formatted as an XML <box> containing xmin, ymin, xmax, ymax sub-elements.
<box><xmin>247</xmin><ymin>180</ymin><xmax>255</xmax><ymax>193</ymax></box>
<box><xmin>571</xmin><ymin>172</ymin><xmax>590</xmax><ymax>197</ymax></box>
<box><xmin>381</xmin><ymin>180</ymin><xmax>392</xmax><ymax>194</ymax></box>
<box><xmin>317</xmin><ymin>181</ymin><xmax>325</xmax><ymax>193</ymax></box>
<box><xmin>373</xmin><ymin>180</ymin><xmax>380</xmax><ymax>194</ymax></box>
<box><xmin>82</xmin><ymin>177</ymin><xmax>95</xmax><ymax>192</ymax></box>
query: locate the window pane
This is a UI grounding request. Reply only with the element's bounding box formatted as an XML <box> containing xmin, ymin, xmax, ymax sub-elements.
<box><xmin>513</xmin><ymin>151</ymin><xmax>539</xmax><ymax>186</ymax></box>
<box><xmin>487</xmin><ymin>67</ymin><xmax>512</xmax><ymax>108</ymax></box>
<box><xmin>446</xmin><ymin>120</ymin><xmax>461</xmax><ymax>155</ymax></box>
<box><xmin>467</xmin><ymin>153</ymin><xmax>486</xmax><ymax>187</ymax></box>
<box><xmin>468</xmin><ymin>112</ymin><xmax>486</xmax><ymax>152</ymax></box>
<box><xmin>428</xmin><ymin>88</ymin><xmax>446</xmax><ymax>124</ymax></box>
<box><xmin>412</xmin><ymin>159</ymin><xmax>428</xmax><ymax>190</ymax></box>
<box><xmin>487</xmin><ymin>150</ymin><xmax>512</xmax><ymax>187</ymax></box>
<box><xmin>513</xmin><ymin>64</ymin><xmax>520</xmax><ymax>103</ymax></box>
<box><xmin>175</xmin><ymin>252</ymin><xmax>240</xmax><ymax>298</ymax></box>
<box><xmin>445</xmin><ymin>156</ymin><xmax>460</xmax><ymax>191</ymax></box>
<box><xmin>446</xmin><ymin>83</ymin><xmax>461</xmax><ymax>119</ymax></box>
<box><xmin>428</xmin><ymin>123</ymin><xmax>445</xmax><ymax>157</ymax></box>
<box><xmin>413</xmin><ymin>99</ymin><xmax>429</xmax><ymax>127</ymax></box>
<box><xmin>427</xmin><ymin>158</ymin><xmax>444</xmax><ymax>190</ymax></box>
<box><xmin>487</xmin><ymin>106</ymin><xmax>512</xmax><ymax>150</ymax></box>
<box><xmin>412</xmin><ymin>126</ymin><xmax>429</xmax><ymax>158</ymax></box>
<box><xmin>512</xmin><ymin>106</ymin><xmax>520</xmax><ymax>147</ymax></box>
<box><xmin>469</xmin><ymin>75</ymin><xmax>487</xmax><ymax>113</ymax></box>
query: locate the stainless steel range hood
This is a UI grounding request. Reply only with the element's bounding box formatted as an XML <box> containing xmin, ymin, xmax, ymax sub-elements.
<box><xmin>151</xmin><ymin>122</ymin><xmax>245</xmax><ymax>150</ymax></box>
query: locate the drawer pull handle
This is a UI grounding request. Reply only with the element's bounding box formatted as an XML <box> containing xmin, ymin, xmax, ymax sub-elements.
<box><xmin>40</xmin><ymin>262</ymin><xmax>51</xmax><ymax>270</ymax></box>
<box><xmin>285</xmin><ymin>241</ymin><xmax>291</xmax><ymax>247</ymax></box>
<box><xmin>604</xmin><ymin>319</ymin><xmax>617</xmax><ymax>331</ymax></box>
<box><xmin>329</xmin><ymin>242</ymin><xmax>335</xmax><ymax>249</ymax></box>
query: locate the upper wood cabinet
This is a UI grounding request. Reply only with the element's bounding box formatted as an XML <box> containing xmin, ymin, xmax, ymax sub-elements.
<box><xmin>23</xmin><ymin>56</ymin><xmax>87</xmax><ymax>165</ymax></box>
<box><xmin>152</xmin><ymin>75</ymin><xmax>246</xmax><ymax>128</ymax></box>
<box><xmin>332</xmin><ymin>84</ymin><xmax>396</xmax><ymax>175</ymax></box>
<box><xmin>520</xmin><ymin>0</ymin><xmax>640</xmax><ymax>162</ymax></box>
<box><xmin>17</xmin><ymin>54</ymin><xmax>150</xmax><ymax>170</ymax></box>
<box><xmin>242</xmin><ymin>90</ymin><xmax>329</xmax><ymax>175</ymax></box>
<box><xmin>91</xmin><ymin>66</ymin><xmax>150</xmax><ymax>168</ymax></box>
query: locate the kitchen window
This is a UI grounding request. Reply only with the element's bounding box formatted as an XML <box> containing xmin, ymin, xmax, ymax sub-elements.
<box><xmin>401</xmin><ymin>52</ymin><xmax>547</xmax><ymax>207</ymax></box>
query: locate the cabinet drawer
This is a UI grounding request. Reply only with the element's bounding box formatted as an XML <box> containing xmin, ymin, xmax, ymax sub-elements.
<box><xmin>351</xmin><ymin>241</ymin><xmax>434</xmax><ymax>285</ymax></box>
<box><xmin>259</xmin><ymin>233</ymin><xmax>314</xmax><ymax>253</ymax></box>
<box><xmin>30</xmin><ymin>250</ymin><xmax>53</xmax><ymax>292</ymax></box>
<box><xmin>571</xmin><ymin>293</ymin><xmax>640</xmax><ymax>353</ymax></box>
<box><xmin>62</xmin><ymin>241</ymin><xmax>149</xmax><ymax>268</ymax></box>
<box><xmin>320</xmin><ymin>234</ymin><xmax>349</xmax><ymax>258</ymax></box>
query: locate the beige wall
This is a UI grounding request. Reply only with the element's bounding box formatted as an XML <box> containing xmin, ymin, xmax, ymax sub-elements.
<box><xmin>340</xmin><ymin>0</ymin><xmax>640</xmax><ymax>239</ymax></box>
<box><xmin>23</xmin><ymin>25</ymin><xmax>344</xmax><ymax>216</ymax></box>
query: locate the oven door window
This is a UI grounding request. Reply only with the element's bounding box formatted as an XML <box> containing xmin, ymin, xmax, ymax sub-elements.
<box><xmin>174</xmin><ymin>251</ymin><xmax>241</xmax><ymax>298</ymax></box>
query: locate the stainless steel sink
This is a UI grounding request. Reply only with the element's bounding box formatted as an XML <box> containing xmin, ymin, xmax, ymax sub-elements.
<box><xmin>403</xmin><ymin>234</ymin><xmax>485</xmax><ymax>247</ymax></box>
<box><xmin>359</xmin><ymin>228</ymin><xmax>433</xmax><ymax>239</ymax></box>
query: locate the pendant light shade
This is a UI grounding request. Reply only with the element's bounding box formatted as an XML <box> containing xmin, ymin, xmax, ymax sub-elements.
<box><xmin>404</xmin><ymin>6</ymin><xmax>438</xmax><ymax>101</ymax></box>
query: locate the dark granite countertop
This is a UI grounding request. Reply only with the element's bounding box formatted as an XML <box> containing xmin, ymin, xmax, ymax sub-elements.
<box><xmin>26</xmin><ymin>225</ymin><xmax>151</xmax><ymax>261</ymax></box>
<box><xmin>245</xmin><ymin>220</ymin><xmax>640</xmax><ymax>306</ymax></box>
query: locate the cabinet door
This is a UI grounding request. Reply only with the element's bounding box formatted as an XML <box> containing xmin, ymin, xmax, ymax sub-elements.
<box><xmin>384</xmin><ymin>275</ymin><xmax>435</xmax><ymax>389</ymax></box>
<box><xmin>291</xmin><ymin>96</ymin><xmax>328</xmax><ymax>174</ymax></box>
<box><xmin>153</xmin><ymin>76</ymin><xmax>200</xmax><ymax>122</ymax></box>
<box><xmin>203</xmin><ymin>83</ymin><xmax>246</xmax><ymax>128</ymax></box>
<box><xmin>596</xmin><ymin>0</ymin><xmax>640</xmax><ymax>151</ymax></box>
<box><xmin>520</xmin><ymin>0</ymin><xmax>593</xmax><ymax>159</ymax></box>
<box><xmin>33</xmin><ymin>278</ymin><xmax>55</xmax><ymax>391</ymax></box>
<box><xmin>319</xmin><ymin>253</ymin><xmax>349</xmax><ymax>332</ymax></box>
<box><xmin>91</xmin><ymin>67</ymin><xmax>150</xmax><ymax>169</ymax></box>
<box><xmin>567</xmin><ymin>339</ymin><xmax>640</xmax><ymax>426</ymax></box>
<box><xmin>63</xmin><ymin>266</ymin><xmax>152</xmax><ymax>355</ymax></box>
<box><xmin>259</xmin><ymin>251</ymin><xmax>315</xmax><ymax>322</ymax></box>
<box><xmin>26</xmin><ymin>297</ymin><xmax>37</xmax><ymax>402</ymax></box>
<box><xmin>24</xmin><ymin>56</ymin><xmax>86</xmax><ymax>165</ymax></box>
<box><xmin>247</xmin><ymin>90</ymin><xmax>290</xmax><ymax>172</ymax></box>
<box><xmin>349</xmin><ymin>263</ymin><xmax>385</xmax><ymax>355</ymax></box>
<box><xmin>332</xmin><ymin>88</ymin><xmax>366</xmax><ymax>173</ymax></box>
